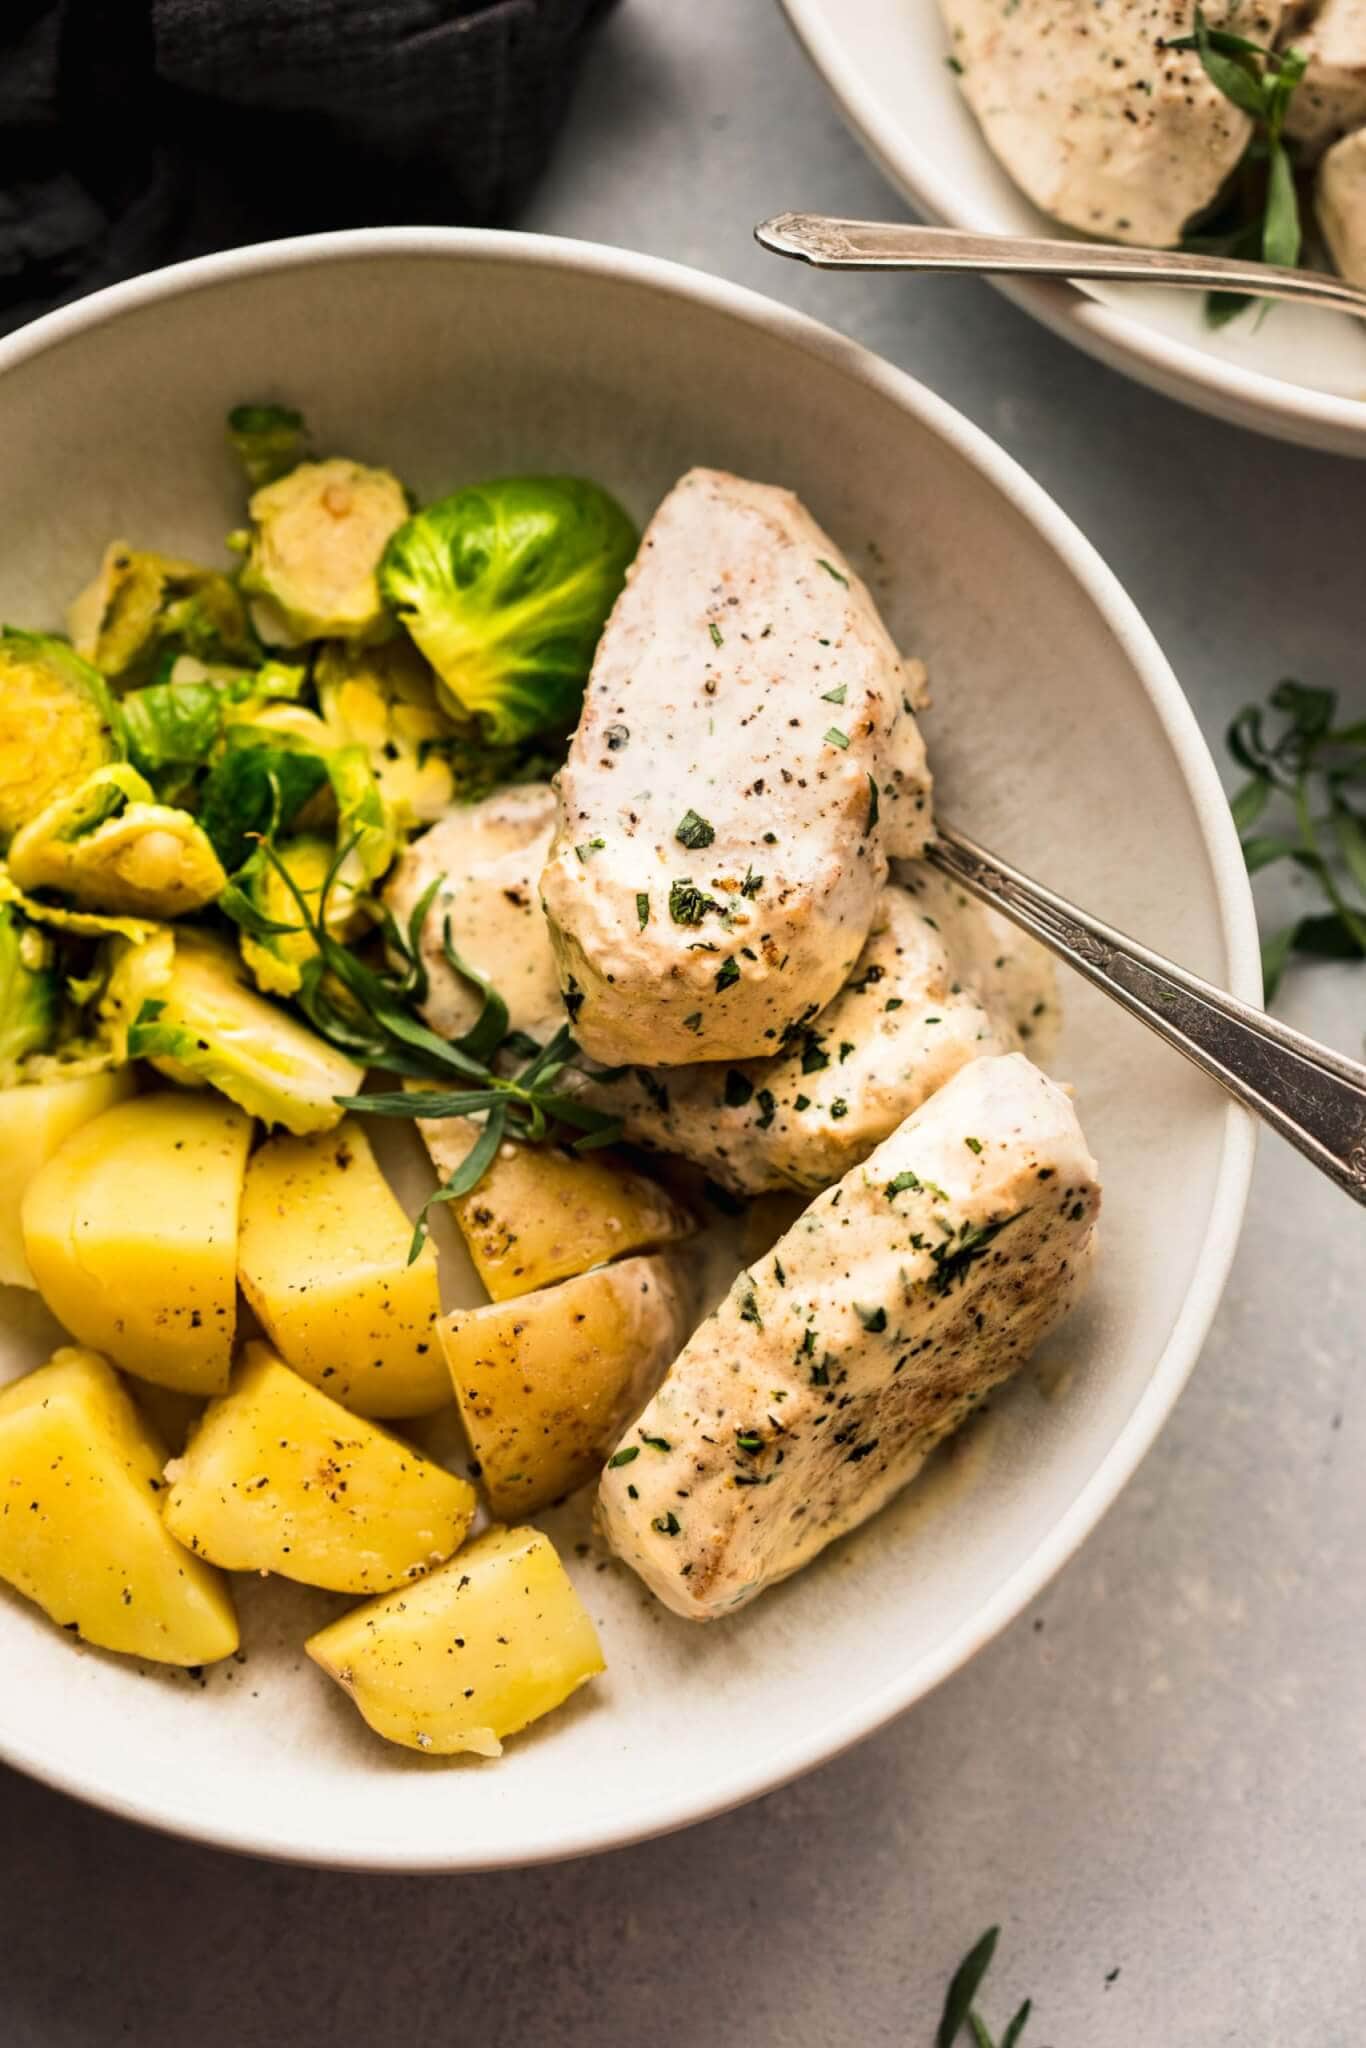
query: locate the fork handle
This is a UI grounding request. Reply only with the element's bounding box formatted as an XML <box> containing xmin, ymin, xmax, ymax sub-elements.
<box><xmin>925</xmin><ymin>824</ymin><xmax>1366</xmax><ymax>1204</ymax></box>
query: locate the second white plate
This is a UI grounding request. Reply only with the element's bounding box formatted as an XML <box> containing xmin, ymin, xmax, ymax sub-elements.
<box><xmin>781</xmin><ymin>0</ymin><xmax>1366</xmax><ymax>456</ymax></box>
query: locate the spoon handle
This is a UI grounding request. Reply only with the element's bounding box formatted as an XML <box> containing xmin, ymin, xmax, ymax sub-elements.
<box><xmin>925</xmin><ymin>823</ymin><xmax>1366</xmax><ymax>1204</ymax></box>
<box><xmin>755</xmin><ymin>214</ymin><xmax>1366</xmax><ymax>319</ymax></box>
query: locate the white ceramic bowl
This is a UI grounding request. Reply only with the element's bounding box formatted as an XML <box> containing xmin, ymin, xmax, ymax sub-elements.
<box><xmin>781</xmin><ymin>0</ymin><xmax>1366</xmax><ymax>456</ymax></box>
<box><xmin>0</xmin><ymin>229</ymin><xmax>1258</xmax><ymax>1869</ymax></box>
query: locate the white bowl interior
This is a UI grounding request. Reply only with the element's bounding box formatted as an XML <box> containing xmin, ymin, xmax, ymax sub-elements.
<box><xmin>0</xmin><ymin>236</ymin><xmax>1255</xmax><ymax>1867</ymax></box>
<box><xmin>782</xmin><ymin>0</ymin><xmax>1366</xmax><ymax>451</ymax></box>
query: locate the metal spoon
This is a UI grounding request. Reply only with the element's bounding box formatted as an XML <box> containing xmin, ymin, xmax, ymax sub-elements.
<box><xmin>926</xmin><ymin>823</ymin><xmax>1366</xmax><ymax>1204</ymax></box>
<box><xmin>755</xmin><ymin>213</ymin><xmax>1366</xmax><ymax>319</ymax></box>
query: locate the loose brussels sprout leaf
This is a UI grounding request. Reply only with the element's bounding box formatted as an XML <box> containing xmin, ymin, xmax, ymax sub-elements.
<box><xmin>8</xmin><ymin>764</ymin><xmax>227</xmax><ymax>918</ymax></box>
<box><xmin>327</xmin><ymin>744</ymin><xmax>396</xmax><ymax>885</ymax></box>
<box><xmin>227</xmin><ymin>835</ymin><xmax>359</xmax><ymax>998</ymax></box>
<box><xmin>122</xmin><ymin>679</ymin><xmax>224</xmax><ymax>781</ymax></box>
<box><xmin>239</xmin><ymin>459</ymin><xmax>410</xmax><ymax>644</ymax></box>
<box><xmin>227</xmin><ymin>403</ymin><xmax>308</xmax><ymax>489</ymax></box>
<box><xmin>0</xmin><ymin>905</ymin><xmax>58</xmax><ymax>1073</ymax></box>
<box><xmin>0</xmin><ymin>629</ymin><xmax>126</xmax><ymax>850</ymax></box>
<box><xmin>0</xmin><ymin>865</ymin><xmax>163</xmax><ymax>946</ymax></box>
<box><xmin>98</xmin><ymin>928</ymin><xmax>177</xmax><ymax>1056</ymax></box>
<box><xmin>379</xmin><ymin>476</ymin><xmax>638</xmax><ymax>744</ymax></box>
<box><xmin>315</xmin><ymin>638</ymin><xmax>461</xmax><ymax>828</ymax></box>
<box><xmin>197</xmin><ymin>734</ymin><xmax>331</xmax><ymax>874</ymax></box>
<box><xmin>68</xmin><ymin>543</ymin><xmax>254</xmax><ymax>686</ymax></box>
<box><xmin>125</xmin><ymin>932</ymin><xmax>365</xmax><ymax>1134</ymax></box>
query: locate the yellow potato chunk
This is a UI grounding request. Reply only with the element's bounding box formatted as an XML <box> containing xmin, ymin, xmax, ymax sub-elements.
<box><xmin>0</xmin><ymin>1347</ymin><xmax>238</xmax><ymax>1664</ymax></box>
<box><xmin>162</xmin><ymin>1343</ymin><xmax>475</xmax><ymax>1594</ymax></box>
<box><xmin>237</xmin><ymin>1118</ymin><xmax>447</xmax><ymax>1417</ymax></box>
<box><xmin>422</xmin><ymin>1117</ymin><xmax>694</xmax><ymax>1302</ymax></box>
<box><xmin>0</xmin><ymin>1068</ymin><xmax>135</xmax><ymax>1288</ymax></box>
<box><xmin>306</xmin><ymin>1524</ymin><xmax>604</xmax><ymax>1756</ymax></box>
<box><xmin>438</xmin><ymin>1254</ymin><xmax>688</xmax><ymax>1517</ymax></box>
<box><xmin>21</xmin><ymin>1092</ymin><xmax>250</xmax><ymax>1393</ymax></box>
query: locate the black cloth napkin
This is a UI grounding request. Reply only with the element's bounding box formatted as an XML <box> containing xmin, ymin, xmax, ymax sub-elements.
<box><xmin>0</xmin><ymin>0</ymin><xmax>617</xmax><ymax>335</ymax></box>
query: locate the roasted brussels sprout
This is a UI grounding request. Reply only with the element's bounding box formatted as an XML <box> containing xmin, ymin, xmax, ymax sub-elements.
<box><xmin>121</xmin><ymin>930</ymin><xmax>365</xmax><ymax>1133</ymax></box>
<box><xmin>0</xmin><ymin>905</ymin><xmax>57</xmax><ymax>1074</ymax></box>
<box><xmin>314</xmin><ymin>638</ymin><xmax>459</xmax><ymax>827</ymax></box>
<box><xmin>232</xmin><ymin>835</ymin><xmax>359</xmax><ymax>998</ymax></box>
<box><xmin>67</xmin><ymin>543</ymin><xmax>254</xmax><ymax>685</ymax></box>
<box><xmin>8</xmin><ymin>764</ymin><xmax>227</xmax><ymax>918</ymax></box>
<box><xmin>238</xmin><ymin>458</ymin><xmax>409</xmax><ymax>644</ymax></box>
<box><xmin>227</xmin><ymin>403</ymin><xmax>308</xmax><ymax>489</ymax></box>
<box><xmin>0</xmin><ymin>630</ymin><xmax>125</xmax><ymax>849</ymax></box>
<box><xmin>379</xmin><ymin>477</ymin><xmax>638</xmax><ymax>744</ymax></box>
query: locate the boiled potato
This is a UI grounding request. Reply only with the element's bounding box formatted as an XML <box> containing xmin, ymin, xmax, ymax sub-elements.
<box><xmin>21</xmin><ymin>1092</ymin><xmax>250</xmax><ymax>1393</ymax></box>
<box><xmin>438</xmin><ymin>1254</ymin><xmax>688</xmax><ymax>1517</ymax></box>
<box><xmin>0</xmin><ymin>1346</ymin><xmax>237</xmax><ymax>1664</ymax></box>
<box><xmin>163</xmin><ymin>1342</ymin><xmax>475</xmax><ymax>1594</ymax></box>
<box><xmin>237</xmin><ymin>1118</ymin><xmax>447</xmax><ymax>1418</ymax></box>
<box><xmin>306</xmin><ymin>1524</ymin><xmax>604</xmax><ymax>1756</ymax></box>
<box><xmin>0</xmin><ymin>1068</ymin><xmax>135</xmax><ymax>1288</ymax></box>
<box><xmin>421</xmin><ymin>1115</ymin><xmax>694</xmax><ymax>1301</ymax></box>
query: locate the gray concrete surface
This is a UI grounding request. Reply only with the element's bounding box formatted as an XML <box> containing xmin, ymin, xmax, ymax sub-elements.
<box><xmin>3</xmin><ymin>3</ymin><xmax>1363</xmax><ymax>2041</ymax></box>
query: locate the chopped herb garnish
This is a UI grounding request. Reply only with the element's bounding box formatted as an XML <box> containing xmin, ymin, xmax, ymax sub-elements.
<box><xmin>830</xmin><ymin>1098</ymin><xmax>849</xmax><ymax>1119</ymax></box>
<box><xmin>607</xmin><ymin>1446</ymin><xmax>640</xmax><ymax>1469</ymax></box>
<box><xmin>574</xmin><ymin>837</ymin><xmax>605</xmax><ymax>861</ymax></box>
<box><xmin>800</xmin><ymin>1034</ymin><xmax>830</xmax><ymax>1074</ymax></box>
<box><xmin>724</xmin><ymin>1069</ymin><xmax>755</xmax><ymax>1108</ymax></box>
<box><xmin>640</xmin><ymin>1433</ymin><xmax>672</xmax><ymax>1453</ymax></box>
<box><xmin>675</xmin><ymin>809</ymin><xmax>715</xmax><ymax>849</ymax></box>
<box><xmin>824</xmin><ymin>726</ymin><xmax>850</xmax><ymax>750</ymax></box>
<box><xmin>715</xmin><ymin>956</ymin><xmax>740</xmax><ymax>992</ymax></box>
<box><xmin>683</xmin><ymin>1011</ymin><xmax>703</xmax><ymax>1032</ymax></box>
<box><xmin>604</xmin><ymin>722</ymin><xmax>630</xmax><ymax>751</ymax></box>
<box><xmin>965</xmin><ymin>1136</ymin><xmax>983</xmax><ymax>1154</ymax></box>
<box><xmin>886</xmin><ymin>1169</ymin><xmax>922</xmax><ymax>1197</ymax></box>
<box><xmin>735</xmin><ymin>1430</ymin><xmax>764</xmax><ymax>1456</ymax></box>
<box><xmin>740</xmin><ymin>867</ymin><xmax>764</xmax><ymax>898</ymax></box>
<box><xmin>793</xmin><ymin>1093</ymin><xmax>811</xmax><ymax>1112</ymax></box>
<box><xmin>738</xmin><ymin>1283</ymin><xmax>763</xmax><ymax>1328</ymax></box>
<box><xmin>636</xmin><ymin>891</ymin><xmax>650</xmax><ymax>929</ymax></box>
<box><xmin>708</xmin><ymin>621</ymin><xmax>724</xmax><ymax>647</ymax></box>
<box><xmin>670</xmin><ymin>878</ymin><xmax>721</xmax><ymax>925</ymax></box>
<box><xmin>930</xmin><ymin>1213</ymin><xmax>1023</xmax><ymax>1295</ymax></box>
<box><xmin>810</xmin><ymin>1356</ymin><xmax>830</xmax><ymax>1387</ymax></box>
<box><xmin>816</xmin><ymin>557</ymin><xmax>848</xmax><ymax>585</ymax></box>
<box><xmin>755</xmin><ymin>1088</ymin><xmax>777</xmax><ymax>1129</ymax></box>
<box><xmin>821</xmin><ymin>684</ymin><xmax>847</xmax><ymax>705</ymax></box>
<box><xmin>651</xmin><ymin>1511</ymin><xmax>681</xmax><ymax>1536</ymax></box>
<box><xmin>855</xmin><ymin>1303</ymin><xmax>888</xmax><ymax>1333</ymax></box>
<box><xmin>885</xmin><ymin>997</ymin><xmax>903</xmax><ymax>1011</ymax></box>
<box><xmin>865</xmin><ymin>773</ymin><xmax>879</xmax><ymax>835</ymax></box>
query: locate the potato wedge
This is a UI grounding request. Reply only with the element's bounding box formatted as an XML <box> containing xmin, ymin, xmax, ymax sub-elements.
<box><xmin>0</xmin><ymin>1068</ymin><xmax>135</xmax><ymax>1288</ymax></box>
<box><xmin>163</xmin><ymin>1342</ymin><xmax>475</xmax><ymax>1594</ymax></box>
<box><xmin>0</xmin><ymin>1347</ymin><xmax>237</xmax><ymax>1664</ymax></box>
<box><xmin>438</xmin><ymin>1254</ymin><xmax>689</xmax><ymax>1517</ymax></box>
<box><xmin>421</xmin><ymin>1115</ymin><xmax>694</xmax><ymax>1302</ymax></box>
<box><xmin>237</xmin><ymin>1118</ymin><xmax>447</xmax><ymax>1418</ymax></box>
<box><xmin>306</xmin><ymin>1524</ymin><xmax>604</xmax><ymax>1756</ymax></box>
<box><xmin>21</xmin><ymin>1092</ymin><xmax>250</xmax><ymax>1393</ymax></box>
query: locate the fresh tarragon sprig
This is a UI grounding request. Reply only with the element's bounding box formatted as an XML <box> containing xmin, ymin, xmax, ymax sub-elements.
<box><xmin>225</xmin><ymin>832</ymin><xmax>622</xmax><ymax>1256</ymax></box>
<box><xmin>936</xmin><ymin>1927</ymin><xmax>1033</xmax><ymax>2048</ymax></box>
<box><xmin>1165</xmin><ymin>8</ymin><xmax>1308</xmax><ymax>325</ymax></box>
<box><xmin>1227</xmin><ymin>681</ymin><xmax>1366</xmax><ymax>997</ymax></box>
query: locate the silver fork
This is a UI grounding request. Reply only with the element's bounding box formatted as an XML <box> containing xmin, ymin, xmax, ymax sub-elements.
<box><xmin>755</xmin><ymin>214</ymin><xmax>1366</xmax><ymax>319</ymax></box>
<box><xmin>926</xmin><ymin>824</ymin><xmax>1366</xmax><ymax>1203</ymax></box>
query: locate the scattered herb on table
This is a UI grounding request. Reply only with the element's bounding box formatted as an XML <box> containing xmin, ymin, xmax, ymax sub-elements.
<box><xmin>1226</xmin><ymin>679</ymin><xmax>1366</xmax><ymax>997</ymax></box>
<box><xmin>1165</xmin><ymin>7</ymin><xmax>1308</xmax><ymax>327</ymax></box>
<box><xmin>935</xmin><ymin>1926</ymin><xmax>1033</xmax><ymax>2047</ymax></box>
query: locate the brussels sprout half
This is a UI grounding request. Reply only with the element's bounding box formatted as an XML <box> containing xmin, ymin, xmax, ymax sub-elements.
<box><xmin>0</xmin><ymin>629</ymin><xmax>126</xmax><ymax>850</ymax></box>
<box><xmin>67</xmin><ymin>543</ymin><xmax>254</xmax><ymax>686</ymax></box>
<box><xmin>8</xmin><ymin>763</ymin><xmax>227</xmax><ymax>920</ymax></box>
<box><xmin>123</xmin><ymin>930</ymin><xmax>364</xmax><ymax>1134</ymax></box>
<box><xmin>379</xmin><ymin>476</ymin><xmax>638</xmax><ymax>745</ymax></box>
<box><xmin>239</xmin><ymin>459</ymin><xmax>410</xmax><ymax>645</ymax></box>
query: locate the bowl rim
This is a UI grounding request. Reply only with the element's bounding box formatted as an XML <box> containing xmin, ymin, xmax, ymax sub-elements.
<box><xmin>0</xmin><ymin>225</ymin><xmax>1260</xmax><ymax>1871</ymax></box>
<box><xmin>778</xmin><ymin>0</ymin><xmax>1366</xmax><ymax>458</ymax></box>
